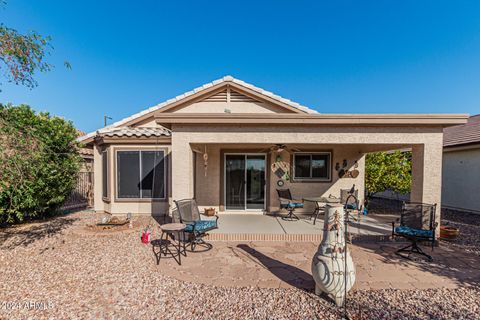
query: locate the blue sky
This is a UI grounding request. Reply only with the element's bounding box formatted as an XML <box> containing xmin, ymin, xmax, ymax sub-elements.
<box><xmin>1</xmin><ymin>1</ymin><xmax>480</xmax><ymax>132</ymax></box>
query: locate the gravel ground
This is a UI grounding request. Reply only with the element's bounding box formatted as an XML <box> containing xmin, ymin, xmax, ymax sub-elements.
<box><xmin>0</xmin><ymin>211</ymin><xmax>479</xmax><ymax>319</ymax></box>
<box><xmin>441</xmin><ymin>209</ymin><xmax>480</xmax><ymax>256</ymax></box>
<box><xmin>368</xmin><ymin>199</ymin><xmax>480</xmax><ymax>257</ymax></box>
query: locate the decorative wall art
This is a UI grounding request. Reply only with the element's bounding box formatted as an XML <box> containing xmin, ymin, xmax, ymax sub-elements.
<box><xmin>271</xmin><ymin>156</ymin><xmax>290</xmax><ymax>181</ymax></box>
<box><xmin>336</xmin><ymin>160</ymin><xmax>360</xmax><ymax>179</ymax></box>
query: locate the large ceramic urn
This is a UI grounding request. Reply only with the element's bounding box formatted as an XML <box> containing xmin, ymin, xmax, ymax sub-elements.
<box><xmin>311</xmin><ymin>203</ymin><xmax>355</xmax><ymax>307</ymax></box>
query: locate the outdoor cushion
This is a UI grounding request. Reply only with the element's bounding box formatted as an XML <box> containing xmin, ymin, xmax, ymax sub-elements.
<box><xmin>345</xmin><ymin>203</ymin><xmax>358</xmax><ymax>210</ymax></box>
<box><xmin>395</xmin><ymin>226</ymin><xmax>433</xmax><ymax>238</ymax></box>
<box><xmin>184</xmin><ymin>220</ymin><xmax>217</xmax><ymax>233</ymax></box>
<box><xmin>280</xmin><ymin>202</ymin><xmax>304</xmax><ymax>208</ymax></box>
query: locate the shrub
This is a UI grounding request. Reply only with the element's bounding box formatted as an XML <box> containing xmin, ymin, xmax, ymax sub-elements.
<box><xmin>0</xmin><ymin>104</ymin><xmax>82</xmax><ymax>224</ymax></box>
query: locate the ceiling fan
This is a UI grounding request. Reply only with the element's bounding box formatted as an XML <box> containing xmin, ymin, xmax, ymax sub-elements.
<box><xmin>259</xmin><ymin>144</ymin><xmax>302</xmax><ymax>153</ymax></box>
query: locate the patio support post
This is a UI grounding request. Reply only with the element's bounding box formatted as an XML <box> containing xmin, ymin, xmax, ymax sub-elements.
<box><xmin>411</xmin><ymin>143</ymin><xmax>443</xmax><ymax>236</ymax></box>
<box><xmin>171</xmin><ymin>139</ymin><xmax>195</xmax><ymax>203</ymax></box>
<box><xmin>93</xmin><ymin>144</ymin><xmax>104</xmax><ymax>212</ymax></box>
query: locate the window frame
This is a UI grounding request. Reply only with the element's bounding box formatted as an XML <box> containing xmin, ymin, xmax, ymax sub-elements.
<box><xmin>102</xmin><ymin>149</ymin><xmax>110</xmax><ymax>201</ymax></box>
<box><xmin>114</xmin><ymin>148</ymin><xmax>168</xmax><ymax>201</ymax></box>
<box><xmin>292</xmin><ymin>152</ymin><xmax>332</xmax><ymax>182</ymax></box>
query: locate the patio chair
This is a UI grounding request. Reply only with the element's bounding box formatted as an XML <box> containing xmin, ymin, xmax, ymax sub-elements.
<box><xmin>391</xmin><ymin>202</ymin><xmax>437</xmax><ymax>261</ymax></box>
<box><xmin>341</xmin><ymin>187</ymin><xmax>359</xmax><ymax>210</ymax></box>
<box><xmin>276</xmin><ymin>189</ymin><xmax>304</xmax><ymax>221</ymax></box>
<box><xmin>174</xmin><ymin>199</ymin><xmax>218</xmax><ymax>252</ymax></box>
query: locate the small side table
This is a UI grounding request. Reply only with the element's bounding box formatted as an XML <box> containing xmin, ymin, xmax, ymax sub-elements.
<box><xmin>152</xmin><ymin>223</ymin><xmax>186</xmax><ymax>265</ymax></box>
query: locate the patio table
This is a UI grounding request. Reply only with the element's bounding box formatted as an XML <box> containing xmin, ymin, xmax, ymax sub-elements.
<box><xmin>303</xmin><ymin>196</ymin><xmax>341</xmax><ymax>225</ymax></box>
<box><xmin>152</xmin><ymin>223</ymin><xmax>187</xmax><ymax>265</ymax></box>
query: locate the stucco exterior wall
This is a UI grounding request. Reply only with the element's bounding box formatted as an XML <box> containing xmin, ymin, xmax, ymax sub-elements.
<box><xmin>193</xmin><ymin>144</ymin><xmax>365</xmax><ymax>213</ymax></box>
<box><xmin>171</xmin><ymin>124</ymin><xmax>444</xmax><ymax>225</ymax></box>
<box><xmin>93</xmin><ymin>123</ymin><xmax>444</xmax><ymax>224</ymax></box>
<box><xmin>172</xmin><ymin>101</ymin><xmax>291</xmax><ymax>114</ymax></box>
<box><xmin>94</xmin><ymin>143</ymin><xmax>172</xmax><ymax>215</ymax></box>
<box><xmin>442</xmin><ymin>146</ymin><xmax>480</xmax><ymax>213</ymax></box>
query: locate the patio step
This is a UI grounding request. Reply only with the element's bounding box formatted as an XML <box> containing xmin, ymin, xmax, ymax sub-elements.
<box><xmin>207</xmin><ymin>233</ymin><xmax>323</xmax><ymax>242</ymax></box>
<box><xmin>207</xmin><ymin>233</ymin><xmax>397</xmax><ymax>243</ymax></box>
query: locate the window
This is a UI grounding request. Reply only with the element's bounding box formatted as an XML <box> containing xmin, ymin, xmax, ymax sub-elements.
<box><xmin>102</xmin><ymin>150</ymin><xmax>109</xmax><ymax>199</ymax></box>
<box><xmin>117</xmin><ymin>150</ymin><xmax>166</xmax><ymax>199</ymax></box>
<box><xmin>293</xmin><ymin>153</ymin><xmax>331</xmax><ymax>180</ymax></box>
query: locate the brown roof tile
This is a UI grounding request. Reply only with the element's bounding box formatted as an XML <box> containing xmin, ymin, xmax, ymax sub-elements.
<box><xmin>443</xmin><ymin>114</ymin><xmax>480</xmax><ymax>147</ymax></box>
<box><xmin>100</xmin><ymin>126</ymin><xmax>171</xmax><ymax>138</ymax></box>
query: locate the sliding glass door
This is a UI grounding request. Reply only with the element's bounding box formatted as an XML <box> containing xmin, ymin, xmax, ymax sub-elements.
<box><xmin>225</xmin><ymin>154</ymin><xmax>266</xmax><ymax>211</ymax></box>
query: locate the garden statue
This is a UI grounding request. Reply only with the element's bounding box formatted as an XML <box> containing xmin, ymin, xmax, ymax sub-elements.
<box><xmin>311</xmin><ymin>203</ymin><xmax>356</xmax><ymax>306</ymax></box>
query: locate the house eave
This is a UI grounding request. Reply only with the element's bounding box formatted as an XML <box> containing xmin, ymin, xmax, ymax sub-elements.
<box><xmin>155</xmin><ymin>113</ymin><xmax>469</xmax><ymax>128</ymax></box>
<box><xmin>443</xmin><ymin>142</ymin><xmax>480</xmax><ymax>152</ymax></box>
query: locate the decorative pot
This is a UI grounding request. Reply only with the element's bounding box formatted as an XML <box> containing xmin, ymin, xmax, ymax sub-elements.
<box><xmin>440</xmin><ymin>225</ymin><xmax>459</xmax><ymax>240</ymax></box>
<box><xmin>204</xmin><ymin>208</ymin><xmax>216</xmax><ymax>216</ymax></box>
<box><xmin>311</xmin><ymin>203</ymin><xmax>356</xmax><ymax>306</ymax></box>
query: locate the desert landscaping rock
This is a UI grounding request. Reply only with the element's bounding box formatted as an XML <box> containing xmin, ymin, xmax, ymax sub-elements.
<box><xmin>1</xmin><ymin>211</ymin><xmax>479</xmax><ymax>319</ymax></box>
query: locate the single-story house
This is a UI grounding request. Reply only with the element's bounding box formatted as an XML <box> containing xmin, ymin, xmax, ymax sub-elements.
<box><xmin>78</xmin><ymin>76</ymin><xmax>467</xmax><ymax>227</ymax></box>
<box><xmin>442</xmin><ymin>114</ymin><xmax>480</xmax><ymax>213</ymax></box>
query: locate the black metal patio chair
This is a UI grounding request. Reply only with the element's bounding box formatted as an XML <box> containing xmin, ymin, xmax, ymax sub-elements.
<box><xmin>391</xmin><ymin>202</ymin><xmax>437</xmax><ymax>261</ymax></box>
<box><xmin>277</xmin><ymin>189</ymin><xmax>304</xmax><ymax>221</ymax></box>
<box><xmin>174</xmin><ymin>199</ymin><xmax>218</xmax><ymax>252</ymax></box>
<box><xmin>341</xmin><ymin>187</ymin><xmax>359</xmax><ymax>211</ymax></box>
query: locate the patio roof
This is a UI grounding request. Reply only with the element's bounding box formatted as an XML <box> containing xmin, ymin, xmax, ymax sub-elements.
<box><xmin>155</xmin><ymin>113</ymin><xmax>468</xmax><ymax>128</ymax></box>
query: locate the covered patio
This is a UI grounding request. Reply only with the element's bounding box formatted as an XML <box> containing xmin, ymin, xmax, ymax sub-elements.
<box><xmin>167</xmin><ymin>136</ymin><xmax>446</xmax><ymax>235</ymax></box>
<box><xmin>156</xmin><ymin>101</ymin><xmax>464</xmax><ymax>236</ymax></box>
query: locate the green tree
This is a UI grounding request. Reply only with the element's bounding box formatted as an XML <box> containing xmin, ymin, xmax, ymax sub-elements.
<box><xmin>0</xmin><ymin>1</ymin><xmax>69</xmax><ymax>89</ymax></box>
<box><xmin>365</xmin><ymin>151</ymin><xmax>412</xmax><ymax>202</ymax></box>
<box><xmin>0</xmin><ymin>24</ymin><xmax>52</xmax><ymax>88</ymax></box>
<box><xmin>0</xmin><ymin>104</ymin><xmax>81</xmax><ymax>224</ymax></box>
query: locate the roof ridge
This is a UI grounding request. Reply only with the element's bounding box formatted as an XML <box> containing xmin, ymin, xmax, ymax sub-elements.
<box><xmin>77</xmin><ymin>76</ymin><xmax>318</xmax><ymax>142</ymax></box>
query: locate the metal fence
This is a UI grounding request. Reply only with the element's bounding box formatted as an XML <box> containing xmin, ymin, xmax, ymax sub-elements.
<box><xmin>61</xmin><ymin>171</ymin><xmax>94</xmax><ymax>211</ymax></box>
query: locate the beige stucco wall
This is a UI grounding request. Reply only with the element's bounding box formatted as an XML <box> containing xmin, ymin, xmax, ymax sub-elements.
<box><xmin>173</xmin><ymin>101</ymin><xmax>291</xmax><ymax>114</ymax></box>
<box><xmin>442</xmin><ymin>146</ymin><xmax>480</xmax><ymax>212</ymax></box>
<box><xmin>171</xmin><ymin>124</ymin><xmax>444</xmax><ymax>228</ymax></box>
<box><xmin>193</xmin><ymin>144</ymin><xmax>365</xmax><ymax>213</ymax></box>
<box><xmin>94</xmin><ymin>143</ymin><xmax>172</xmax><ymax>215</ymax></box>
<box><xmin>93</xmin><ymin>121</ymin><xmax>444</xmax><ymax>229</ymax></box>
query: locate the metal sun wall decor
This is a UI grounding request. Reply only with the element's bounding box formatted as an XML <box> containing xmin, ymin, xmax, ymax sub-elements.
<box><xmin>336</xmin><ymin>160</ymin><xmax>360</xmax><ymax>179</ymax></box>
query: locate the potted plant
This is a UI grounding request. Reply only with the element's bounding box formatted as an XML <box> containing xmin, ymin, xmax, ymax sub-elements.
<box><xmin>440</xmin><ymin>225</ymin><xmax>460</xmax><ymax>240</ymax></box>
<box><xmin>204</xmin><ymin>207</ymin><xmax>216</xmax><ymax>216</ymax></box>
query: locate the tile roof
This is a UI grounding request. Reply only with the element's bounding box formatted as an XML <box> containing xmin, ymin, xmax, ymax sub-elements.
<box><xmin>99</xmin><ymin>126</ymin><xmax>171</xmax><ymax>138</ymax></box>
<box><xmin>77</xmin><ymin>76</ymin><xmax>317</xmax><ymax>143</ymax></box>
<box><xmin>78</xmin><ymin>148</ymin><xmax>93</xmax><ymax>156</ymax></box>
<box><xmin>443</xmin><ymin>114</ymin><xmax>480</xmax><ymax>147</ymax></box>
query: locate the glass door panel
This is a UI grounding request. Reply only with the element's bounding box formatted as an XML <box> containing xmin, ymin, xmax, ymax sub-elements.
<box><xmin>246</xmin><ymin>155</ymin><xmax>266</xmax><ymax>210</ymax></box>
<box><xmin>225</xmin><ymin>155</ymin><xmax>245</xmax><ymax>210</ymax></box>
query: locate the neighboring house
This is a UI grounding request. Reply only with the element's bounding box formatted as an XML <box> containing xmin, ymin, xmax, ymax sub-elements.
<box><xmin>77</xmin><ymin>130</ymin><xmax>94</xmax><ymax>172</ymax></box>
<box><xmin>78</xmin><ymin>76</ymin><xmax>466</xmax><ymax>225</ymax></box>
<box><xmin>442</xmin><ymin>114</ymin><xmax>480</xmax><ymax>213</ymax></box>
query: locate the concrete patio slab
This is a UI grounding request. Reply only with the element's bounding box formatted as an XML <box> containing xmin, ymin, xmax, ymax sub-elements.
<box><xmin>208</xmin><ymin>212</ymin><xmax>392</xmax><ymax>241</ymax></box>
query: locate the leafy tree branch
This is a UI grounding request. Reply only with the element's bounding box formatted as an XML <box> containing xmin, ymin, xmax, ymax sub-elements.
<box><xmin>365</xmin><ymin>151</ymin><xmax>412</xmax><ymax>202</ymax></box>
<box><xmin>0</xmin><ymin>24</ymin><xmax>52</xmax><ymax>88</ymax></box>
